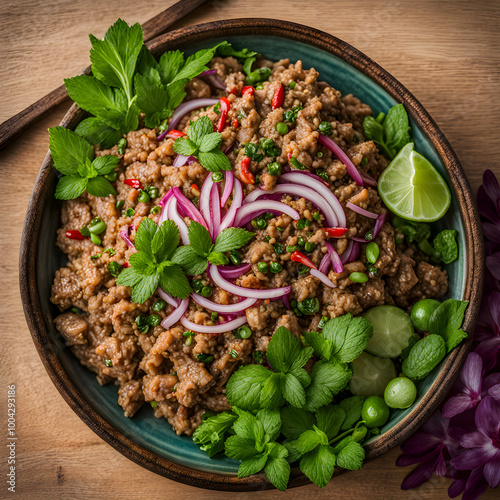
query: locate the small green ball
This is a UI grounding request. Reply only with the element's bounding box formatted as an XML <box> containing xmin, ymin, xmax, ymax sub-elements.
<box><xmin>384</xmin><ymin>377</ymin><xmax>417</xmax><ymax>409</ymax></box>
<box><xmin>410</xmin><ymin>299</ymin><xmax>441</xmax><ymax>331</ymax></box>
<box><xmin>362</xmin><ymin>396</ymin><xmax>390</xmax><ymax>428</ymax></box>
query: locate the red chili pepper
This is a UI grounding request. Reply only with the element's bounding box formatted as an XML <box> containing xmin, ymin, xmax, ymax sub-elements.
<box><xmin>167</xmin><ymin>129</ymin><xmax>186</xmax><ymax>139</ymax></box>
<box><xmin>232</xmin><ymin>118</ymin><xmax>239</xmax><ymax>128</ymax></box>
<box><xmin>65</xmin><ymin>230</ymin><xmax>85</xmax><ymax>240</ymax></box>
<box><xmin>272</xmin><ymin>84</ymin><xmax>284</xmax><ymax>109</ymax></box>
<box><xmin>123</xmin><ymin>262</ymin><xmax>130</xmax><ymax>268</ymax></box>
<box><xmin>228</xmin><ymin>87</ymin><xmax>238</xmax><ymax>95</ymax></box>
<box><xmin>290</xmin><ymin>251</ymin><xmax>317</xmax><ymax>270</ymax></box>
<box><xmin>217</xmin><ymin>97</ymin><xmax>231</xmax><ymax>133</ymax></box>
<box><xmin>191</xmin><ymin>183</ymin><xmax>199</xmax><ymax>191</ymax></box>
<box><xmin>287</xmin><ymin>152</ymin><xmax>292</xmax><ymax>161</ymax></box>
<box><xmin>325</xmin><ymin>227</ymin><xmax>349</xmax><ymax>238</ymax></box>
<box><xmin>239</xmin><ymin>156</ymin><xmax>255</xmax><ymax>184</ymax></box>
<box><xmin>124</xmin><ymin>179</ymin><xmax>143</xmax><ymax>190</ymax></box>
<box><xmin>241</xmin><ymin>86</ymin><xmax>254</xmax><ymax>96</ymax></box>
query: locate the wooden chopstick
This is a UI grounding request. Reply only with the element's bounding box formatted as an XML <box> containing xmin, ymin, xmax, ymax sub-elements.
<box><xmin>0</xmin><ymin>0</ymin><xmax>211</xmax><ymax>151</ymax></box>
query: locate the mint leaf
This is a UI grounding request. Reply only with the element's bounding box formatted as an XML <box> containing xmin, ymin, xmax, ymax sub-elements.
<box><xmin>225</xmin><ymin>435</ymin><xmax>260</xmax><ymax>461</ymax></box>
<box><xmin>129</xmin><ymin>252</ymin><xmax>155</xmax><ymax>274</ymax></box>
<box><xmin>238</xmin><ymin>454</ymin><xmax>268</xmax><ymax>478</ymax></box>
<box><xmin>289</xmin><ymin>367</ymin><xmax>311</xmax><ymax>388</ymax></box>
<box><xmin>207</xmin><ymin>251</ymin><xmax>229</xmax><ymax>265</ymax></box>
<box><xmin>315</xmin><ymin>405</ymin><xmax>346</xmax><ymax>440</ymax></box>
<box><xmin>300</xmin><ymin>444</ymin><xmax>336</xmax><ymax>488</ymax></box>
<box><xmin>213</xmin><ymin>227</ymin><xmax>255</xmax><ymax>253</ymax></box>
<box><xmin>226</xmin><ymin>364</ymin><xmax>272</xmax><ymax>411</ymax></box>
<box><xmin>289</xmin><ymin>346</ymin><xmax>314</xmax><ymax>372</ymax></box>
<box><xmin>402</xmin><ymin>334</ymin><xmax>446</xmax><ymax>380</ymax></box>
<box><xmin>336</xmin><ymin>441</ymin><xmax>365</xmax><ymax>470</ymax></box>
<box><xmin>303</xmin><ymin>331</ymin><xmax>333</xmax><ymax>360</ymax></box>
<box><xmin>433</xmin><ymin>230</ymin><xmax>458</xmax><ymax>264</ymax></box>
<box><xmin>266</xmin><ymin>326</ymin><xmax>302</xmax><ymax>373</ymax></box>
<box><xmin>49</xmin><ymin>126</ymin><xmax>93</xmax><ymax>175</ymax></box>
<box><xmin>188</xmin><ymin>116</ymin><xmax>214</xmax><ymax>145</ymax></box>
<box><xmin>199</xmin><ymin>132</ymin><xmax>222</xmax><ymax>153</ymax></box>
<box><xmin>115</xmin><ymin>266</ymin><xmax>143</xmax><ymax>287</ymax></box>
<box><xmin>216</xmin><ymin>42</ymin><xmax>259</xmax><ymax>76</ymax></box>
<box><xmin>192</xmin><ymin>411</ymin><xmax>236</xmax><ymax>457</ymax></box>
<box><xmin>281</xmin><ymin>373</ymin><xmax>306</xmax><ymax>408</ymax></box>
<box><xmin>171</xmin><ymin>246</ymin><xmax>208</xmax><ymax>275</ymax></box>
<box><xmin>87</xmin><ymin>176</ymin><xmax>116</xmax><ymax>197</ymax></box>
<box><xmin>384</xmin><ymin>104</ymin><xmax>412</xmax><ymax>155</ymax></box>
<box><xmin>260</xmin><ymin>372</ymin><xmax>285</xmax><ymax>410</ymax></box>
<box><xmin>134</xmin><ymin>73</ymin><xmax>171</xmax><ymax>128</ymax></box>
<box><xmin>173</xmin><ymin>137</ymin><xmax>198</xmax><ymax>156</ymax></box>
<box><xmin>152</xmin><ymin>220</ymin><xmax>180</xmax><ymax>262</ymax></box>
<box><xmin>446</xmin><ymin>329</ymin><xmax>468</xmax><ymax>352</ymax></box>
<box><xmin>429</xmin><ymin>299</ymin><xmax>469</xmax><ymax>353</ymax></box>
<box><xmin>265</xmin><ymin>455</ymin><xmax>290</xmax><ymax>491</ymax></box>
<box><xmin>295</xmin><ymin>428</ymin><xmax>327</xmax><ymax>455</ymax></box>
<box><xmin>188</xmin><ymin>221</ymin><xmax>213</xmax><ymax>256</ymax></box>
<box><xmin>198</xmin><ymin>149</ymin><xmax>232</xmax><ymax>172</ymax></box>
<box><xmin>256</xmin><ymin>410</ymin><xmax>281</xmax><ymax>442</ymax></box>
<box><xmin>74</xmin><ymin>117</ymin><xmax>121</xmax><ymax>148</ymax></box>
<box><xmin>92</xmin><ymin>155</ymin><xmax>120</xmax><ymax>174</ymax></box>
<box><xmin>339</xmin><ymin>396</ymin><xmax>365</xmax><ymax>431</ymax></box>
<box><xmin>77</xmin><ymin>157</ymin><xmax>98</xmax><ymax>178</ymax></box>
<box><xmin>280</xmin><ymin>407</ymin><xmax>315</xmax><ymax>440</ymax></box>
<box><xmin>129</xmin><ymin>271</ymin><xmax>159</xmax><ymax>304</ymax></box>
<box><xmin>134</xmin><ymin>218</ymin><xmax>157</xmax><ymax>257</ymax></box>
<box><xmin>158</xmin><ymin>264</ymin><xmax>191</xmax><ymax>299</ymax></box>
<box><xmin>55</xmin><ymin>176</ymin><xmax>88</xmax><ymax>200</ymax></box>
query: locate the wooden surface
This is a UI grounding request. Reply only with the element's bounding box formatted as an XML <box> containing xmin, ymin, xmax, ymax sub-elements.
<box><xmin>1</xmin><ymin>0</ymin><xmax>499</xmax><ymax>498</ymax></box>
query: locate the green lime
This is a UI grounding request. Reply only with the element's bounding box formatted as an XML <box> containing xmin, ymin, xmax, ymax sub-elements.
<box><xmin>361</xmin><ymin>396</ymin><xmax>390</xmax><ymax>428</ymax></box>
<box><xmin>410</xmin><ymin>299</ymin><xmax>441</xmax><ymax>331</ymax></box>
<box><xmin>378</xmin><ymin>143</ymin><xmax>451</xmax><ymax>222</ymax></box>
<box><xmin>384</xmin><ymin>377</ymin><xmax>417</xmax><ymax>409</ymax></box>
<box><xmin>349</xmin><ymin>352</ymin><xmax>397</xmax><ymax>397</ymax></box>
<box><xmin>364</xmin><ymin>305</ymin><xmax>414</xmax><ymax>358</ymax></box>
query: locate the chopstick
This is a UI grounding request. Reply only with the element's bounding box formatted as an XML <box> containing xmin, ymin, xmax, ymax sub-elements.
<box><xmin>0</xmin><ymin>0</ymin><xmax>211</xmax><ymax>150</ymax></box>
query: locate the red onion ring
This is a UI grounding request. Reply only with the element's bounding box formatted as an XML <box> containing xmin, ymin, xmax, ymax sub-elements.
<box><xmin>119</xmin><ymin>225</ymin><xmax>136</xmax><ymax>251</ymax></box>
<box><xmin>172</xmin><ymin>154</ymin><xmax>196</xmax><ymax>168</ymax></box>
<box><xmin>233</xmin><ymin>200</ymin><xmax>300</xmax><ymax>227</ymax></box>
<box><xmin>210</xmin><ymin>264</ymin><xmax>291</xmax><ymax>299</ymax></box>
<box><xmin>346</xmin><ymin>202</ymin><xmax>379</xmax><ymax>219</ymax></box>
<box><xmin>340</xmin><ymin>240</ymin><xmax>354</xmax><ymax>265</ymax></box>
<box><xmin>318</xmin><ymin>252</ymin><xmax>331</xmax><ymax>274</ymax></box>
<box><xmin>199</xmin><ymin>175</ymin><xmax>215</xmax><ymax>238</ymax></box>
<box><xmin>360</xmin><ymin>171</ymin><xmax>378</xmax><ymax>187</ymax></box>
<box><xmin>160</xmin><ymin>298</ymin><xmax>188</xmax><ymax>330</ymax></box>
<box><xmin>325</xmin><ymin>240</ymin><xmax>343</xmax><ymax>273</ymax></box>
<box><xmin>180</xmin><ymin>314</ymin><xmax>248</xmax><ymax>334</ymax></box>
<box><xmin>310</xmin><ymin>269</ymin><xmax>337</xmax><ymax>288</ymax></box>
<box><xmin>172</xmin><ymin>187</ymin><xmax>208</xmax><ymax>230</ymax></box>
<box><xmin>318</xmin><ymin>133</ymin><xmax>365</xmax><ymax>186</ymax></box>
<box><xmin>218</xmin><ymin>263</ymin><xmax>252</xmax><ymax>279</ymax></box>
<box><xmin>198</xmin><ymin>69</ymin><xmax>218</xmax><ymax>77</ymax></box>
<box><xmin>221</xmin><ymin>170</ymin><xmax>234</xmax><ymax>207</ymax></box>
<box><xmin>373</xmin><ymin>213</ymin><xmax>387</xmax><ymax>239</ymax></box>
<box><xmin>219</xmin><ymin>179</ymin><xmax>243</xmax><ymax>232</ymax></box>
<box><xmin>167</xmin><ymin>197</ymin><xmax>190</xmax><ymax>245</ymax></box>
<box><xmin>190</xmin><ymin>293</ymin><xmax>257</xmax><ymax>313</ymax></box>
<box><xmin>210</xmin><ymin>183</ymin><xmax>221</xmax><ymax>240</ymax></box>
<box><xmin>157</xmin><ymin>288</ymin><xmax>180</xmax><ymax>308</ymax></box>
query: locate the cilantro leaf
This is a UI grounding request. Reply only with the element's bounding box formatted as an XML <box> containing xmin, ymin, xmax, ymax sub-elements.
<box><xmin>192</xmin><ymin>411</ymin><xmax>236</xmax><ymax>457</ymax></box>
<box><xmin>198</xmin><ymin>149</ymin><xmax>232</xmax><ymax>172</ymax></box>
<box><xmin>225</xmin><ymin>436</ymin><xmax>261</xmax><ymax>461</ymax></box>
<box><xmin>213</xmin><ymin>227</ymin><xmax>255</xmax><ymax>253</ymax></box>
<box><xmin>260</xmin><ymin>372</ymin><xmax>285</xmax><ymax>410</ymax></box>
<box><xmin>336</xmin><ymin>441</ymin><xmax>365</xmax><ymax>470</ymax></box>
<box><xmin>158</xmin><ymin>50</ymin><xmax>184</xmax><ymax>85</ymax></box>
<box><xmin>339</xmin><ymin>396</ymin><xmax>365</xmax><ymax>431</ymax></box>
<box><xmin>171</xmin><ymin>246</ymin><xmax>208</xmax><ymax>275</ymax></box>
<box><xmin>49</xmin><ymin>126</ymin><xmax>93</xmax><ymax>175</ymax></box>
<box><xmin>315</xmin><ymin>405</ymin><xmax>346</xmax><ymax>440</ymax></box>
<box><xmin>188</xmin><ymin>221</ymin><xmax>213</xmax><ymax>256</ymax></box>
<box><xmin>74</xmin><ymin>117</ymin><xmax>122</xmax><ymax>149</ymax></box>
<box><xmin>429</xmin><ymin>299</ymin><xmax>469</xmax><ymax>352</ymax></box>
<box><xmin>265</xmin><ymin>455</ymin><xmax>290</xmax><ymax>491</ymax></box>
<box><xmin>55</xmin><ymin>176</ymin><xmax>88</xmax><ymax>200</ymax></box>
<box><xmin>266</xmin><ymin>326</ymin><xmax>302</xmax><ymax>373</ymax></box>
<box><xmin>226</xmin><ymin>364</ymin><xmax>272</xmax><ymax>411</ymax></box>
<box><xmin>238</xmin><ymin>454</ymin><xmax>268</xmax><ymax>478</ymax></box>
<box><xmin>86</xmin><ymin>176</ymin><xmax>116</xmax><ymax>197</ymax></box>
<box><xmin>281</xmin><ymin>373</ymin><xmax>307</xmax><ymax>408</ymax></box>
<box><xmin>300</xmin><ymin>444</ymin><xmax>336</xmax><ymax>488</ymax></box>
<box><xmin>280</xmin><ymin>407</ymin><xmax>315</xmax><ymax>440</ymax></box>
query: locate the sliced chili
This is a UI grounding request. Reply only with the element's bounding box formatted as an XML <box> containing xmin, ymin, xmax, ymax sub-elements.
<box><xmin>65</xmin><ymin>230</ymin><xmax>85</xmax><ymax>240</ymax></box>
<box><xmin>167</xmin><ymin>129</ymin><xmax>186</xmax><ymax>139</ymax></box>
<box><xmin>217</xmin><ymin>97</ymin><xmax>231</xmax><ymax>133</ymax></box>
<box><xmin>228</xmin><ymin>87</ymin><xmax>238</xmax><ymax>95</ymax></box>
<box><xmin>290</xmin><ymin>251</ymin><xmax>317</xmax><ymax>270</ymax></box>
<box><xmin>241</xmin><ymin>86</ymin><xmax>254</xmax><ymax>96</ymax></box>
<box><xmin>124</xmin><ymin>179</ymin><xmax>143</xmax><ymax>190</ymax></box>
<box><xmin>325</xmin><ymin>227</ymin><xmax>349</xmax><ymax>238</ymax></box>
<box><xmin>123</xmin><ymin>262</ymin><xmax>130</xmax><ymax>268</ymax></box>
<box><xmin>272</xmin><ymin>84</ymin><xmax>284</xmax><ymax>109</ymax></box>
<box><xmin>239</xmin><ymin>156</ymin><xmax>255</xmax><ymax>184</ymax></box>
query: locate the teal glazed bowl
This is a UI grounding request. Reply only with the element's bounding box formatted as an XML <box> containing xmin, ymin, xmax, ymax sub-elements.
<box><xmin>20</xmin><ymin>19</ymin><xmax>484</xmax><ymax>491</ymax></box>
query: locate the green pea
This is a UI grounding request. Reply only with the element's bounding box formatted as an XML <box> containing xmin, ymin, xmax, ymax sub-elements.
<box><xmin>229</xmin><ymin>250</ymin><xmax>241</xmax><ymax>265</ymax></box>
<box><xmin>297</xmin><ymin>237</ymin><xmax>306</xmax><ymax>247</ymax></box>
<box><xmin>268</xmin><ymin>162</ymin><xmax>281</xmax><ymax>176</ymax></box>
<box><xmin>349</xmin><ymin>272</ymin><xmax>369</xmax><ymax>283</ymax></box>
<box><xmin>297</xmin><ymin>297</ymin><xmax>320</xmax><ymax>315</ymax></box>
<box><xmin>366</xmin><ymin>242</ymin><xmax>380</xmax><ymax>264</ymax></box>
<box><xmin>234</xmin><ymin>325</ymin><xmax>252</xmax><ymax>339</ymax></box>
<box><xmin>289</xmin><ymin>157</ymin><xmax>306</xmax><ymax>170</ymax></box>
<box><xmin>288</xmin><ymin>81</ymin><xmax>296</xmax><ymax>89</ymax></box>
<box><xmin>89</xmin><ymin>220</ymin><xmax>107</xmax><ymax>234</ymax></box>
<box><xmin>201</xmin><ymin>286</ymin><xmax>213</xmax><ymax>298</ymax></box>
<box><xmin>147</xmin><ymin>186</ymin><xmax>159</xmax><ymax>199</ymax></box>
<box><xmin>125</xmin><ymin>208</ymin><xmax>135</xmax><ymax>217</ymax></box>
<box><xmin>147</xmin><ymin>314</ymin><xmax>161</xmax><ymax>326</ymax></box>
<box><xmin>270</xmin><ymin>262</ymin><xmax>282</xmax><ymax>274</ymax></box>
<box><xmin>90</xmin><ymin>233</ymin><xmax>101</xmax><ymax>246</ymax></box>
<box><xmin>116</xmin><ymin>200</ymin><xmax>124</xmax><ymax>210</ymax></box>
<box><xmin>105</xmin><ymin>171</ymin><xmax>118</xmax><ymax>182</ymax></box>
<box><xmin>152</xmin><ymin>299</ymin><xmax>167</xmax><ymax>312</ymax></box>
<box><xmin>212</xmin><ymin>171</ymin><xmax>224</xmax><ymax>182</ymax></box>
<box><xmin>192</xmin><ymin>279</ymin><xmax>204</xmax><ymax>293</ymax></box>
<box><xmin>318</xmin><ymin>121</ymin><xmax>333</xmax><ymax>135</ymax></box>
<box><xmin>150</xmin><ymin>206</ymin><xmax>161</xmax><ymax>215</ymax></box>
<box><xmin>304</xmin><ymin>242</ymin><xmax>315</xmax><ymax>252</ymax></box>
<box><xmin>276</xmin><ymin>122</ymin><xmax>288</xmax><ymax>135</ymax></box>
<box><xmin>138</xmin><ymin>190</ymin><xmax>151</xmax><ymax>203</ymax></box>
<box><xmin>258</xmin><ymin>262</ymin><xmax>268</xmax><ymax>273</ymax></box>
<box><xmin>286</xmin><ymin>245</ymin><xmax>297</xmax><ymax>253</ymax></box>
<box><xmin>211</xmin><ymin>312</ymin><xmax>219</xmax><ymax>322</ymax></box>
<box><xmin>316</xmin><ymin>152</ymin><xmax>324</xmax><ymax>159</ymax></box>
<box><xmin>255</xmin><ymin>218</ymin><xmax>267</xmax><ymax>229</ymax></box>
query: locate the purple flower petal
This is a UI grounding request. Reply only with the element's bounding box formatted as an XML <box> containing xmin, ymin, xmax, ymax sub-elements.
<box><xmin>435</xmin><ymin>448</ymin><xmax>448</xmax><ymax>476</ymax></box>
<box><xmin>448</xmin><ymin>478</ymin><xmax>466</xmax><ymax>498</ymax></box>
<box><xmin>462</xmin><ymin>352</ymin><xmax>483</xmax><ymax>394</ymax></box>
<box><xmin>473</xmin><ymin>337</ymin><xmax>500</xmax><ymax>373</ymax></box>
<box><xmin>462</xmin><ymin>466</ymin><xmax>489</xmax><ymax>500</ymax></box>
<box><xmin>478</xmin><ymin>169</ymin><xmax>500</xmax><ymax>221</ymax></box>
<box><xmin>400</xmin><ymin>455</ymin><xmax>441</xmax><ymax>490</ymax></box>
<box><xmin>443</xmin><ymin>394</ymin><xmax>476</xmax><ymax>418</ymax></box>
<box><xmin>483</xmin><ymin>456</ymin><xmax>500</xmax><ymax>488</ymax></box>
<box><xmin>475</xmin><ymin>395</ymin><xmax>500</xmax><ymax>437</ymax></box>
<box><xmin>483</xmin><ymin>373</ymin><xmax>500</xmax><ymax>395</ymax></box>
<box><xmin>482</xmin><ymin>222</ymin><xmax>500</xmax><ymax>243</ymax></box>
<box><xmin>452</xmin><ymin>447</ymin><xmax>491</xmax><ymax>470</ymax></box>
<box><xmin>460</xmin><ymin>431</ymin><xmax>491</xmax><ymax>449</ymax></box>
<box><xmin>400</xmin><ymin>431</ymin><xmax>443</xmax><ymax>456</ymax></box>
<box><xmin>488</xmin><ymin>384</ymin><xmax>500</xmax><ymax>401</ymax></box>
<box><xmin>486</xmin><ymin>251</ymin><xmax>500</xmax><ymax>280</ymax></box>
<box><xmin>396</xmin><ymin>448</ymin><xmax>440</xmax><ymax>467</ymax></box>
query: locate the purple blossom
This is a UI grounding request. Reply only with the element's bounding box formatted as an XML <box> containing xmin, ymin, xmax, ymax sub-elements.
<box><xmin>477</xmin><ymin>169</ymin><xmax>500</xmax><ymax>227</ymax></box>
<box><xmin>448</xmin><ymin>466</ymin><xmax>489</xmax><ymax>500</ymax></box>
<box><xmin>451</xmin><ymin>396</ymin><xmax>500</xmax><ymax>488</ymax></box>
<box><xmin>474</xmin><ymin>291</ymin><xmax>500</xmax><ymax>373</ymax></box>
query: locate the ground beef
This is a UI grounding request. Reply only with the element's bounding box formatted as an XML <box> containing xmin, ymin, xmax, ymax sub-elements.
<box><xmin>50</xmin><ymin>55</ymin><xmax>449</xmax><ymax>435</ymax></box>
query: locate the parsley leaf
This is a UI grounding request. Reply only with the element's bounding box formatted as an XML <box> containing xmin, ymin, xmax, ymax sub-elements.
<box><xmin>428</xmin><ymin>299</ymin><xmax>469</xmax><ymax>352</ymax></box>
<box><xmin>216</xmin><ymin>42</ymin><xmax>259</xmax><ymax>76</ymax></box>
<box><xmin>49</xmin><ymin>126</ymin><xmax>117</xmax><ymax>200</ymax></box>
<box><xmin>74</xmin><ymin>117</ymin><xmax>122</xmax><ymax>150</ymax></box>
<box><xmin>192</xmin><ymin>411</ymin><xmax>237</xmax><ymax>457</ymax></box>
<box><xmin>300</xmin><ymin>444</ymin><xmax>336</xmax><ymax>488</ymax></box>
<box><xmin>336</xmin><ymin>441</ymin><xmax>365</xmax><ymax>470</ymax></box>
<box><xmin>226</xmin><ymin>364</ymin><xmax>272</xmax><ymax>411</ymax></box>
<box><xmin>173</xmin><ymin>117</ymin><xmax>231</xmax><ymax>172</ymax></box>
<box><xmin>433</xmin><ymin>229</ymin><xmax>459</xmax><ymax>264</ymax></box>
<box><xmin>280</xmin><ymin>407</ymin><xmax>316</xmax><ymax>440</ymax></box>
<box><xmin>116</xmin><ymin>218</ymin><xmax>191</xmax><ymax>302</ymax></box>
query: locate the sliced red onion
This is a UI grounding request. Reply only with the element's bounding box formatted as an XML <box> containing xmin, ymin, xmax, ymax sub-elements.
<box><xmin>318</xmin><ymin>133</ymin><xmax>364</xmax><ymax>186</ymax></box>
<box><xmin>340</xmin><ymin>239</ymin><xmax>361</xmax><ymax>264</ymax></box>
<box><xmin>350</xmin><ymin>236</ymin><xmax>369</xmax><ymax>243</ymax></box>
<box><xmin>346</xmin><ymin>202</ymin><xmax>379</xmax><ymax>219</ymax></box>
<box><xmin>325</xmin><ymin>240</ymin><xmax>343</xmax><ymax>273</ymax></box>
<box><xmin>210</xmin><ymin>264</ymin><xmax>291</xmax><ymax>299</ymax></box>
<box><xmin>157</xmin><ymin>288</ymin><xmax>180</xmax><ymax>308</ymax></box>
<box><xmin>119</xmin><ymin>225</ymin><xmax>136</xmax><ymax>251</ymax></box>
<box><xmin>218</xmin><ymin>263</ymin><xmax>252</xmax><ymax>279</ymax></box>
<box><xmin>199</xmin><ymin>69</ymin><xmax>218</xmax><ymax>77</ymax></box>
<box><xmin>158</xmin><ymin>196</ymin><xmax>171</xmax><ymax>226</ymax></box>
<box><xmin>244</xmin><ymin>184</ymin><xmax>338</xmax><ymax>227</ymax></box>
<box><xmin>172</xmin><ymin>187</ymin><xmax>208</xmax><ymax>229</ymax></box>
<box><xmin>348</xmin><ymin>241</ymin><xmax>361</xmax><ymax>263</ymax></box>
<box><xmin>221</xmin><ymin>170</ymin><xmax>234</xmax><ymax>207</ymax></box>
<box><xmin>191</xmin><ymin>293</ymin><xmax>257</xmax><ymax>313</ymax></box>
<box><xmin>293</xmin><ymin>170</ymin><xmax>330</xmax><ymax>187</ymax></box>
<box><xmin>310</xmin><ymin>269</ymin><xmax>337</xmax><ymax>288</ymax></box>
<box><xmin>199</xmin><ymin>175</ymin><xmax>215</xmax><ymax>237</ymax></box>
<box><xmin>219</xmin><ymin>179</ymin><xmax>243</xmax><ymax>232</ymax></box>
<box><xmin>159</xmin><ymin>189</ymin><xmax>174</xmax><ymax>207</ymax></box>
<box><xmin>161</xmin><ymin>298</ymin><xmax>188</xmax><ymax>330</ymax></box>
<box><xmin>373</xmin><ymin>213</ymin><xmax>387</xmax><ymax>239</ymax></box>
<box><xmin>340</xmin><ymin>239</ymin><xmax>354</xmax><ymax>265</ymax></box>
<box><xmin>319</xmin><ymin>252</ymin><xmax>331</xmax><ymax>274</ymax></box>
<box><xmin>210</xmin><ymin>183</ymin><xmax>221</xmax><ymax>239</ymax></box>
<box><xmin>234</xmin><ymin>200</ymin><xmax>300</xmax><ymax>227</ymax></box>
<box><xmin>360</xmin><ymin>171</ymin><xmax>378</xmax><ymax>187</ymax></box>
<box><xmin>173</xmin><ymin>154</ymin><xmax>197</xmax><ymax>168</ymax></box>
<box><xmin>166</xmin><ymin>98</ymin><xmax>219</xmax><ymax>134</ymax></box>
<box><xmin>224</xmin><ymin>141</ymin><xmax>239</xmax><ymax>155</ymax></box>
<box><xmin>168</xmin><ymin>197</ymin><xmax>190</xmax><ymax>245</ymax></box>
<box><xmin>280</xmin><ymin>172</ymin><xmax>346</xmax><ymax>227</ymax></box>
<box><xmin>282</xmin><ymin>293</ymin><xmax>291</xmax><ymax>309</ymax></box>
<box><xmin>180</xmin><ymin>314</ymin><xmax>248</xmax><ymax>334</ymax></box>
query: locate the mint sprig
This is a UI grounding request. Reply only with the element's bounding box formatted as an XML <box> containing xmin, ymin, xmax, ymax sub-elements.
<box><xmin>49</xmin><ymin>126</ymin><xmax>118</xmax><ymax>200</ymax></box>
<box><xmin>172</xmin><ymin>221</ymin><xmax>254</xmax><ymax>275</ymax></box>
<box><xmin>116</xmin><ymin>218</ymin><xmax>191</xmax><ymax>302</ymax></box>
<box><xmin>172</xmin><ymin>116</ymin><xmax>231</xmax><ymax>172</ymax></box>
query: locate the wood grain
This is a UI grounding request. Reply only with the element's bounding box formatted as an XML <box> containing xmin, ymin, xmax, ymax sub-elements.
<box><xmin>1</xmin><ymin>0</ymin><xmax>499</xmax><ymax>498</ymax></box>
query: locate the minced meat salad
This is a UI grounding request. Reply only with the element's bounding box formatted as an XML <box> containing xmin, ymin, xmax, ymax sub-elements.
<box><xmin>48</xmin><ymin>21</ymin><xmax>466</xmax><ymax>489</ymax></box>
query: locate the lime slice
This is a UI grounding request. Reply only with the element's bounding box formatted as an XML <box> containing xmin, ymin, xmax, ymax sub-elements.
<box><xmin>364</xmin><ymin>305</ymin><xmax>414</xmax><ymax>358</ymax></box>
<box><xmin>349</xmin><ymin>352</ymin><xmax>397</xmax><ymax>398</ymax></box>
<box><xmin>378</xmin><ymin>143</ymin><xmax>451</xmax><ymax>222</ymax></box>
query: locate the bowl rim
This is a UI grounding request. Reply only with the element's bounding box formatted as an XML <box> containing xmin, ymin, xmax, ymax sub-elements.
<box><xmin>19</xmin><ymin>18</ymin><xmax>484</xmax><ymax>491</ymax></box>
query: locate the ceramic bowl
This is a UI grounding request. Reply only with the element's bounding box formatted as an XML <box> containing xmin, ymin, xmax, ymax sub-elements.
<box><xmin>20</xmin><ymin>18</ymin><xmax>484</xmax><ymax>491</ymax></box>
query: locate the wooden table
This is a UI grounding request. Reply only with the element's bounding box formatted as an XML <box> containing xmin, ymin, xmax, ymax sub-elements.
<box><xmin>1</xmin><ymin>0</ymin><xmax>499</xmax><ymax>498</ymax></box>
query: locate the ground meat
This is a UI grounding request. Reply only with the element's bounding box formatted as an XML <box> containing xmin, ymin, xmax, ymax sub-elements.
<box><xmin>51</xmin><ymin>54</ymin><xmax>449</xmax><ymax>436</ymax></box>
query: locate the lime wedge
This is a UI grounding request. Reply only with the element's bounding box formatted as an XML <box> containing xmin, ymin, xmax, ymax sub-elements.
<box><xmin>377</xmin><ymin>143</ymin><xmax>451</xmax><ymax>222</ymax></box>
<box><xmin>364</xmin><ymin>305</ymin><xmax>414</xmax><ymax>358</ymax></box>
<box><xmin>349</xmin><ymin>352</ymin><xmax>397</xmax><ymax>398</ymax></box>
